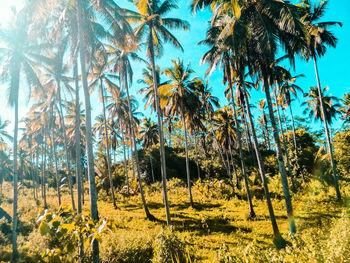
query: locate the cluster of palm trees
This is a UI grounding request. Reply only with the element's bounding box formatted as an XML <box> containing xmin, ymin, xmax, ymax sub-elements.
<box><xmin>0</xmin><ymin>0</ymin><xmax>348</xmax><ymax>261</ymax></box>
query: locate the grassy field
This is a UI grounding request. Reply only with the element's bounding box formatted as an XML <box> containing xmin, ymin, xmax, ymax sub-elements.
<box><xmin>0</xmin><ymin>177</ymin><xmax>349</xmax><ymax>262</ymax></box>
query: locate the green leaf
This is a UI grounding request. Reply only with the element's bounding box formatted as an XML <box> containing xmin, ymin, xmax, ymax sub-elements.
<box><xmin>39</xmin><ymin>221</ymin><xmax>50</xmax><ymax>235</ymax></box>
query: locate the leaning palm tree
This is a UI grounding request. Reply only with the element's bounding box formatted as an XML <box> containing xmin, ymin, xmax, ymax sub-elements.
<box><xmin>300</xmin><ymin>0</ymin><xmax>342</xmax><ymax>201</ymax></box>
<box><xmin>0</xmin><ymin>10</ymin><xmax>42</xmax><ymax>260</ymax></box>
<box><xmin>160</xmin><ymin>59</ymin><xmax>201</xmax><ymax>208</ymax></box>
<box><xmin>129</xmin><ymin>0</ymin><xmax>189</xmax><ymax>222</ymax></box>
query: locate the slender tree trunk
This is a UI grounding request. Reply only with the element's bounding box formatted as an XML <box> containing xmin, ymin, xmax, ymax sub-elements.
<box><xmin>225</xmin><ymin>150</ymin><xmax>233</xmax><ymax>188</ymax></box>
<box><xmin>212</xmin><ymin>131</ymin><xmax>229</xmax><ymax>174</ymax></box>
<box><xmin>77</xmin><ymin>1</ymin><xmax>100</xmax><ymax>261</ymax></box>
<box><xmin>52</xmin><ymin>126</ymin><xmax>61</xmax><ymax>206</ymax></box>
<box><xmin>243</xmin><ymin>89</ymin><xmax>281</xmax><ymax>239</ymax></box>
<box><xmin>123</xmin><ymin>70</ymin><xmax>155</xmax><ymax>221</ymax></box>
<box><xmin>228</xmin><ymin>136</ymin><xmax>240</xmax><ymax>189</ymax></box>
<box><xmin>194</xmin><ymin>136</ymin><xmax>201</xmax><ymax>180</ymax></box>
<box><xmin>229</xmin><ymin>84</ymin><xmax>255</xmax><ymax>217</ymax></box>
<box><xmin>313</xmin><ymin>56</ymin><xmax>341</xmax><ymax>201</ymax></box>
<box><xmin>149</xmin><ymin>154</ymin><xmax>155</xmax><ymax>183</ymax></box>
<box><xmin>12</xmin><ymin>73</ymin><xmax>19</xmax><ymax>261</ymax></box>
<box><xmin>181</xmin><ymin>109</ymin><xmax>194</xmax><ymax>208</ymax></box>
<box><xmin>149</xmin><ymin>29</ymin><xmax>171</xmax><ymax>224</ymax></box>
<box><xmin>100</xmin><ymin>79</ymin><xmax>117</xmax><ymax>208</ymax></box>
<box><xmin>56</xmin><ymin>95</ymin><xmax>76</xmax><ymax>210</ymax></box>
<box><xmin>121</xmin><ymin>132</ymin><xmax>129</xmax><ymax>194</ymax></box>
<box><xmin>264</xmin><ymin>79</ymin><xmax>296</xmax><ymax>234</ymax></box>
<box><xmin>273</xmin><ymin>90</ymin><xmax>295</xmax><ymax>188</ymax></box>
<box><xmin>42</xmin><ymin>131</ymin><xmax>48</xmax><ymax>209</ymax></box>
<box><xmin>74</xmin><ymin>62</ymin><xmax>84</xmax><ymax>263</ymax></box>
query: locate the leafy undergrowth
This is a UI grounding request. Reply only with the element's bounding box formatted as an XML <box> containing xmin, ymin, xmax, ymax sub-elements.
<box><xmin>0</xmin><ymin>178</ymin><xmax>349</xmax><ymax>262</ymax></box>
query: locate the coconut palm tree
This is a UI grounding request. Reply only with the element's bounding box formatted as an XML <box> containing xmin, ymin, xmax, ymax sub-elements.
<box><xmin>89</xmin><ymin>55</ymin><xmax>120</xmax><ymax>209</ymax></box>
<box><xmin>339</xmin><ymin>93</ymin><xmax>350</xmax><ymax>125</ymax></box>
<box><xmin>0</xmin><ymin>9</ymin><xmax>43</xmax><ymax>259</ymax></box>
<box><xmin>303</xmin><ymin>87</ymin><xmax>340</xmax><ymax>126</ymax></box>
<box><xmin>160</xmin><ymin>59</ymin><xmax>201</xmax><ymax>207</ymax></box>
<box><xmin>139</xmin><ymin>118</ymin><xmax>159</xmax><ymax>182</ymax></box>
<box><xmin>129</xmin><ymin>0</ymin><xmax>189</xmax><ymax>221</ymax></box>
<box><xmin>300</xmin><ymin>0</ymin><xmax>342</xmax><ymax>201</ymax></box>
<box><xmin>108</xmin><ymin>33</ymin><xmax>157</xmax><ymax>221</ymax></box>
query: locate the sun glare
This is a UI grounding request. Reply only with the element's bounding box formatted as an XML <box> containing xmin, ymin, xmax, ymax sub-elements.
<box><xmin>0</xmin><ymin>0</ymin><xmax>24</xmax><ymax>26</ymax></box>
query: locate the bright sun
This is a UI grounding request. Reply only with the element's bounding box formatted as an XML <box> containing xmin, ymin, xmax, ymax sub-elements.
<box><xmin>0</xmin><ymin>0</ymin><xmax>24</xmax><ymax>25</ymax></box>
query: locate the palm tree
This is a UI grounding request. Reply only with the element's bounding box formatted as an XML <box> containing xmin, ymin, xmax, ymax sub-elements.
<box><xmin>303</xmin><ymin>87</ymin><xmax>340</xmax><ymax>126</ymax></box>
<box><xmin>257</xmin><ymin>100</ymin><xmax>271</xmax><ymax>150</ymax></box>
<box><xmin>339</xmin><ymin>93</ymin><xmax>350</xmax><ymax>125</ymax></box>
<box><xmin>89</xmin><ymin>55</ymin><xmax>119</xmax><ymax>209</ymax></box>
<box><xmin>108</xmin><ymin>33</ymin><xmax>156</xmax><ymax>221</ymax></box>
<box><xmin>139</xmin><ymin>118</ymin><xmax>159</xmax><ymax>182</ymax></box>
<box><xmin>130</xmin><ymin>0</ymin><xmax>190</xmax><ymax>221</ymax></box>
<box><xmin>0</xmin><ymin>10</ymin><xmax>42</xmax><ymax>259</ymax></box>
<box><xmin>160</xmin><ymin>59</ymin><xmax>201</xmax><ymax>208</ymax></box>
<box><xmin>300</xmin><ymin>0</ymin><xmax>342</xmax><ymax>201</ymax></box>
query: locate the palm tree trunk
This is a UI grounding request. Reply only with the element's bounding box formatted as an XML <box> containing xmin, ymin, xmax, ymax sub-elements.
<box><xmin>74</xmin><ymin>62</ymin><xmax>84</xmax><ymax>262</ymax></box>
<box><xmin>100</xmin><ymin>79</ymin><xmax>117</xmax><ymax>208</ymax></box>
<box><xmin>123</xmin><ymin>71</ymin><xmax>155</xmax><ymax>221</ymax></box>
<box><xmin>77</xmin><ymin>1</ymin><xmax>100</xmax><ymax>261</ymax></box>
<box><xmin>264</xmin><ymin>79</ymin><xmax>296</xmax><ymax>234</ymax></box>
<box><xmin>12</xmin><ymin>73</ymin><xmax>19</xmax><ymax>261</ymax></box>
<box><xmin>273</xmin><ymin>90</ymin><xmax>295</xmax><ymax>189</ymax></box>
<box><xmin>194</xmin><ymin>136</ymin><xmax>201</xmax><ymax>180</ymax></box>
<box><xmin>313</xmin><ymin>56</ymin><xmax>341</xmax><ymax>201</ymax></box>
<box><xmin>42</xmin><ymin>131</ymin><xmax>48</xmax><ymax>209</ymax></box>
<box><xmin>229</xmin><ymin>84</ymin><xmax>255</xmax><ymax>217</ymax></box>
<box><xmin>181</xmin><ymin>108</ymin><xmax>194</xmax><ymax>208</ymax></box>
<box><xmin>74</xmin><ymin>61</ymin><xmax>83</xmax><ymax>213</ymax></box>
<box><xmin>148</xmin><ymin>29</ymin><xmax>171</xmax><ymax>224</ymax></box>
<box><xmin>149</xmin><ymin>154</ymin><xmax>155</xmax><ymax>183</ymax></box>
<box><xmin>52</xmin><ymin>126</ymin><xmax>61</xmax><ymax>206</ymax></box>
<box><xmin>243</xmin><ymin>89</ymin><xmax>281</xmax><ymax>239</ymax></box>
<box><xmin>228</xmin><ymin>136</ymin><xmax>240</xmax><ymax>189</ymax></box>
<box><xmin>121</xmin><ymin>131</ymin><xmax>129</xmax><ymax>194</ymax></box>
<box><xmin>56</xmin><ymin>95</ymin><xmax>76</xmax><ymax>210</ymax></box>
<box><xmin>212</xmin><ymin>131</ymin><xmax>229</xmax><ymax>174</ymax></box>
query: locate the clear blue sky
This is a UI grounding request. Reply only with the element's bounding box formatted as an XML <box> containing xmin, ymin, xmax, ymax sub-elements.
<box><xmin>0</xmin><ymin>0</ymin><xmax>349</xmax><ymax>138</ymax></box>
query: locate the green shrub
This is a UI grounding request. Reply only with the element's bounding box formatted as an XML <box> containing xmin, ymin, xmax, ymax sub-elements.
<box><xmin>152</xmin><ymin>227</ymin><xmax>186</xmax><ymax>263</ymax></box>
<box><xmin>101</xmin><ymin>233</ymin><xmax>153</xmax><ymax>263</ymax></box>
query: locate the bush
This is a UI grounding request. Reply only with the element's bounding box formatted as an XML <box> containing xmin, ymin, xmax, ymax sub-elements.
<box><xmin>101</xmin><ymin>233</ymin><xmax>153</xmax><ymax>263</ymax></box>
<box><xmin>152</xmin><ymin>227</ymin><xmax>186</xmax><ymax>263</ymax></box>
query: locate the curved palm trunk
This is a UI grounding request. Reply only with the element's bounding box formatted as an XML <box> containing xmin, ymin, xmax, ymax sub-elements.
<box><xmin>211</xmin><ymin>131</ymin><xmax>229</xmax><ymax>174</ymax></box>
<box><xmin>243</xmin><ymin>90</ymin><xmax>281</xmax><ymax>239</ymax></box>
<box><xmin>229</xmin><ymin>85</ymin><xmax>255</xmax><ymax>217</ymax></box>
<box><xmin>313</xmin><ymin>57</ymin><xmax>341</xmax><ymax>201</ymax></box>
<box><xmin>149</xmin><ymin>29</ymin><xmax>171</xmax><ymax>224</ymax></box>
<box><xmin>11</xmin><ymin>70</ymin><xmax>19</xmax><ymax>261</ymax></box>
<box><xmin>123</xmin><ymin>71</ymin><xmax>155</xmax><ymax>221</ymax></box>
<box><xmin>181</xmin><ymin>109</ymin><xmax>194</xmax><ymax>207</ymax></box>
<box><xmin>121</xmin><ymin>131</ymin><xmax>129</xmax><ymax>194</ymax></box>
<box><xmin>77</xmin><ymin>1</ymin><xmax>100</xmax><ymax>261</ymax></box>
<box><xmin>100</xmin><ymin>80</ymin><xmax>117</xmax><ymax>208</ymax></box>
<box><xmin>264</xmin><ymin>80</ymin><xmax>296</xmax><ymax>234</ymax></box>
